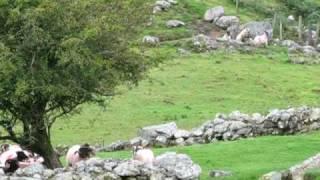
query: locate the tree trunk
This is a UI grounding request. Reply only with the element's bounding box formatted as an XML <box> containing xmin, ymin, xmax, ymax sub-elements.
<box><xmin>236</xmin><ymin>0</ymin><xmax>239</xmax><ymax>14</ymax></box>
<box><xmin>28</xmin><ymin>125</ymin><xmax>62</xmax><ymax>169</ymax></box>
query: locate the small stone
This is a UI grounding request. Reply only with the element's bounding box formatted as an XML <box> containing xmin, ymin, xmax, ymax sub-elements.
<box><xmin>175</xmin><ymin>138</ymin><xmax>185</xmax><ymax>145</ymax></box>
<box><xmin>174</xmin><ymin>130</ymin><xmax>191</xmax><ymax>139</ymax></box>
<box><xmin>166</xmin><ymin>20</ymin><xmax>185</xmax><ymax>28</ymax></box>
<box><xmin>143</xmin><ymin>36</ymin><xmax>160</xmax><ymax>45</ymax></box>
<box><xmin>155</xmin><ymin>136</ymin><xmax>168</xmax><ymax>146</ymax></box>
<box><xmin>260</xmin><ymin>171</ymin><xmax>282</xmax><ymax>180</ymax></box>
<box><xmin>209</xmin><ymin>170</ymin><xmax>232</xmax><ymax>177</ymax></box>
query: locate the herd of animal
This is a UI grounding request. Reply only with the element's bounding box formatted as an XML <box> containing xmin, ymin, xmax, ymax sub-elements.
<box><xmin>0</xmin><ymin>144</ymin><xmax>154</xmax><ymax>174</ymax></box>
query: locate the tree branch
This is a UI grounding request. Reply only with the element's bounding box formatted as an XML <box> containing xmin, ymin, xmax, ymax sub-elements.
<box><xmin>0</xmin><ymin>136</ymin><xmax>15</xmax><ymax>141</ymax></box>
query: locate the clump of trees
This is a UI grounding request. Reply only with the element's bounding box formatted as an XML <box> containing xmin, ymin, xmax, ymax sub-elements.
<box><xmin>0</xmin><ymin>0</ymin><xmax>150</xmax><ymax>168</ymax></box>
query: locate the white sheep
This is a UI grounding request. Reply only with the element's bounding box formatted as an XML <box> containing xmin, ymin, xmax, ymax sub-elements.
<box><xmin>132</xmin><ymin>146</ymin><xmax>154</xmax><ymax>166</ymax></box>
<box><xmin>251</xmin><ymin>32</ymin><xmax>269</xmax><ymax>47</ymax></box>
<box><xmin>66</xmin><ymin>144</ymin><xmax>95</xmax><ymax>167</ymax></box>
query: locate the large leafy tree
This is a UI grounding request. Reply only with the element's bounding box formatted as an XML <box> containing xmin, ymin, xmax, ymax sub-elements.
<box><xmin>0</xmin><ymin>0</ymin><xmax>149</xmax><ymax>168</ymax></box>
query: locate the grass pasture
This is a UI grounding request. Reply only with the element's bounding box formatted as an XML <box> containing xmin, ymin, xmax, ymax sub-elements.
<box><xmin>52</xmin><ymin>47</ymin><xmax>320</xmax><ymax>145</ymax></box>
<box><xmin>51</xmin><ymin>0</ymin><xmax>320</xmax><ymax>179</ymax></box>
<box><xmin>98</xmin><ymin>132</ymin><xmax>320</xmax><ymax>179</ymax></box>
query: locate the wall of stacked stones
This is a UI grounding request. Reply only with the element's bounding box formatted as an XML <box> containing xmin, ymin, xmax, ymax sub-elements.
<box><xmin>0</xmin><ymin>152</ymin><xmax>201</xmax><ymax>180</ymax></box>
<box><xmin>90</xmin><ymin>106</ymin><xmax>320</xmax><ymax>152</ymax></box>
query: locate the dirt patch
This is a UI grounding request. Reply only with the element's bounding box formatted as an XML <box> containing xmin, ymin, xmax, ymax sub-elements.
<box><xmin>192</xmin><ymin>20</ymin><xmax>225</xmax><ymax>39</ymax></box>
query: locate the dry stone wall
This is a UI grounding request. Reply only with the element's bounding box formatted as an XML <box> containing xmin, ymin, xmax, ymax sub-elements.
<box><xmin>0</xmin><ymin>152</ymin><xmax>201</xmax><ymax>180</ymax></box>
<box><xmin>261</xmin><ymin>153</ymin><xmax>320</xmax><ymax>180</ymax></box>
<box><xmin>98</xmin><ymin>106</ymin><xmax>320</xmax><ymax>152</ymax></box>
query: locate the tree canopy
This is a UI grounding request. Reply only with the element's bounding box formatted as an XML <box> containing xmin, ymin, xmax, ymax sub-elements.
<box><xmin>0</xmin><ymin>0</ymin><xmax>150</xmax><ymax>168</ymax></box>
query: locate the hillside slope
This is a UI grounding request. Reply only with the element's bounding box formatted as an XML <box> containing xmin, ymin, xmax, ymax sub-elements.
<box><xmin>52</xmin><ymin>0</ymin><xmax>320</xmax><ymax>145</ymax></box>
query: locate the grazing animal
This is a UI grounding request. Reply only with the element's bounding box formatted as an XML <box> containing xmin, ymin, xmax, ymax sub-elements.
<box><xmin>132</xmin><ymin>146</ymin><xmax>154</xmax><ymax>165</ymax></box>
<box><xmin>3</xmin><ymin>159</ymin><xmax>19</xmax><ymax>174</ymax></box>
<box><xmin>66</xmin><ymin>144</ymin><xmax>95</xmax><ymax>167</ymax></box>
<box><xmin>0</xmin><ymin>145</ymin><xmax>44</xmax><ymax>173</ymax></box>
<box><xmin>1</xmin><ymin>144</ymin><xmax>22</xmax><ymax>154</ymax></box>
<box><xmin>0</xmin><ymin>144</ymin><xmax>10</xmax><ymax>153</ymax></box>
<box><xmin>0</xmin><ymin>150</ymin><xmax>28</xmax><ymax>173</ymax></box>
<box><xmin>251</xmin><ymin>32</ymin><xmax>269</xmax><ymax>47</ymax></box>
<box><xmin>0</xmin><ymin>149</ymin><xmax>18</xmax><ymax>167</ymax></box>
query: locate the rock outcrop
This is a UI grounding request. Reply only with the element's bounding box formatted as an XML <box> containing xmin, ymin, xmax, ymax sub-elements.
<box><xmin>142</xmin><ymin>36</ymin><xmax>160</xmax><ymax>45</ymax></box>
<box><xmin>204</xmin><ymin>6</ymin><xmax>225</xmax><ymax>22</ymax></box>
<box><xmin>166</xmin><ymin>20</ymin><xmax>185</xmax><ymax>28</ymax></box>
<box><xmin>215</xmin><ymin>16</ymin><xmax>240</xmax><ymax>29</ymax></box>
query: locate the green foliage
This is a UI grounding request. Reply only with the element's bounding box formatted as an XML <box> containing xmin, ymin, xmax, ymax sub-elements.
<box><xmin>280</xmin><ymin>0</ymin><xmax>320</xmax><ymax>24</ymax></box>
<box><xmin>0</xmin><ymin>0</ymin><xmax>150</xmax><ymax>167</ymax></box>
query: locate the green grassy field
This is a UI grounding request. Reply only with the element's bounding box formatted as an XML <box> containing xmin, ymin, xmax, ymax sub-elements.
<box><xmin>97</xmin><ymin>132</ymin><xmax>320</xmax><ymax>179</ymax></box>
<box><xmin>51</xmin><ymin>0</ymin><xmax>320</xmax><ymax>179</ymax></box>
<box><xmin>52</xmin><ymin>47</ymin><xmax>320</xmax><ymax>145</ymax></box>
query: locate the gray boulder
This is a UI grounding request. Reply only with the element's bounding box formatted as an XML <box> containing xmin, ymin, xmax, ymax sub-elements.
<box><xmin>240</xmin><ymin>21</ymin><xmax>273</xmax><ymax>40</ymax></box>
<box><xmin>43</xmin><ymin>169</ymin><xmax>55</xmax><ymax>179</ymax></box>
<box><xmin>15</xmin><ymin>163</ymin><xmax>45</xmax><ymax>177</ymax></box>
<box><xmin>105</xmin><ymin>140</ymin><xmax>130</xmax><ymax>152</ymax></box>
<box><xmin>166</xmin><ymin>20</ymin><xmax>185</xmax><ymax>28</ymax></box>
<box><xmin>204</xmin><ymin>6</ymin><xmax>224</xmax><ymax>22</ymax></box>
<box><xmin>130</xmin><ymin>137</ymin><xmax>143</xmax><ymax>146</ymax></box>
<box><xmin>139</xmin><ymin>122</ymin><xmax>178</xmax><ymax>140</ymax></box>
<box><xmin>53</xmin><ymin>172</ymin><xmax>74</xmax><ymax>180</ymax></box>
<box><xmin>153</xmin><ymin>6</ymin><xmax>163</xmax><ymax>14</ymax></box>
<box><xmin>155</xmin><ymin>135</ymin><xmax>168</xmax><ymax>147</ymax></box>
<box><xmin>114</xmin><ymin>161</ymin><xmax>143</xmax><ymax>177</ymax></box>
<box><xmin>143</xmin><ymin>36</ymin><xmax>160</xmax><ymax>45</ymax></box>
<box><xmin>192</xmin><ymin>34</ymin><xmax>219</xmax><ymax>51</ymax></box>
<box><xmin>166</xmin><ymin>0</ymin><xmax>178</xmax><ymax>5</ymax></box>
<box><xmin>215</xmin><ymin>16</ymin><xmax>240</xmax><ymax>29</ymax></box>
<box><xmin>213</xmin><ymin>121</ymin><xmax>230</xmax><ymax>134</ymax></box>
<box><xmin>174</xmin><ymin>130</ymin><xmax>191</xmax><ymax>139</ymax></box>
<box><xmin>281</xmin><ymin>40</ymin><xmax>299</xmax><ymax>48</ymax></box>
<box><xmin>227</xmin><ymin>24</ymin><xmax>240</xmax><ymax>39</ymax></box>
<box><xmin>155</xmin><ymin>152</ymin><xmax>202</xmax><ymax>180</ymax></box>
<box><xmin>229</xmin><ymin>121</ymin><xmax>247</xmax><ymax>131</ymax></box>
<box><xmin>155</xmin><ymin>0</ymin><xmax>171</xmax><ymax>10</ymax></box>
<box><xmin>175</xmin><ymin>138</ymin><xmax>185</xmax><ymax>145</ymax></box>
<box><xmin>209</xmin><ymin>170</ymin><xmax>232</xmax><ymax>177</ymax></box>
<box><xmin>96</xmin><ymin>172</ymin><xmax>120</xmax><ymax>180</ymax></box>
<box><xmin>302</xmin><ymin>45</ymin><xmax>317</xmax><ymax>55</ymax></box>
